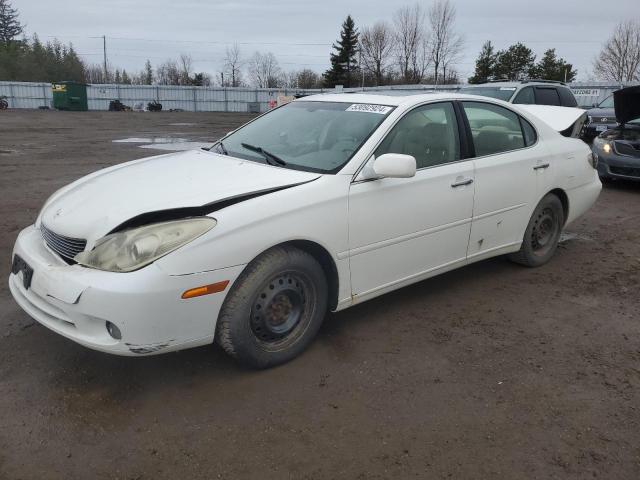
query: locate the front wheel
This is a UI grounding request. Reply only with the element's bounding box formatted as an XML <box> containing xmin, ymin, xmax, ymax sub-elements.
<box><xmin>215</xmin><ymin>246</ymin><xmax>328</xmax><ymax>368</ymax></box>
<box><xmin>509</xmin><ymin>194</ymin><xmax>565</xmax><ymax>267</ymax></box>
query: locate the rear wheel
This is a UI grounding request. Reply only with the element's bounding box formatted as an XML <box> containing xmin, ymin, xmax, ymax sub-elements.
<box><xmin>509</xmin><ymin>194</ymin><xmax>564</xmax><ymax>267</ymax></box>
<box><xmin>215</xmin><ymin>246</ymin><xmax>328</xmax><ymax>368</ymax></box>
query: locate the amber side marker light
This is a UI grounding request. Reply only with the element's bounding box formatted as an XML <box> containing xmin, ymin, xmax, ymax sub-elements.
<box><xmin>182</xmin><ymin>280</ymin><xmax>230</xmax><ymax>299</ymax></box>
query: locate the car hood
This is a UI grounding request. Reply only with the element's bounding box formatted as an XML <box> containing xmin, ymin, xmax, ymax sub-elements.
<box><xmin>614</xmin><ymin>85</ymin><xmax>640</xmax><ymax>125</ymax></box>
<box><xmin>40</xmin><ymin>149</ymin><xmax>320</xmax><ymax>245</ymax></box>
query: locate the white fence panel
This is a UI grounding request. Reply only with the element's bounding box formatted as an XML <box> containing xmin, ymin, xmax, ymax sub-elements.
<box><xmin>2</xmin><ymin>80</ymin><xmax>638</xmax><ymax>111</ymax></box>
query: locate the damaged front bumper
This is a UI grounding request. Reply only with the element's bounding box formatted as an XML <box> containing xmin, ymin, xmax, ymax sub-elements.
<box><xmin>8</xmin><ymin>225</ymin><xmax>245</xmax><ymax>355</ymax></box>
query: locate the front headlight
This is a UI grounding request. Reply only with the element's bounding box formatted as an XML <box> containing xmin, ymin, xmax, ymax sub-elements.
<box><xmin>593</xmin><ymin>137</ymin><xmax>612</xmax><ymax>154</ymax></box>
<box><xmin>75</xmin><ymin>217</ymin><xmax>216</xmax><ymax>272</ymax></box>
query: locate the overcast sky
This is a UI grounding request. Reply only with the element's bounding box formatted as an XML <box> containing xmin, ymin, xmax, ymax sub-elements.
<box><xmin>15</xmin><ymin>0</ymin><xmax>637</xmax><ymax>82</ymax></box>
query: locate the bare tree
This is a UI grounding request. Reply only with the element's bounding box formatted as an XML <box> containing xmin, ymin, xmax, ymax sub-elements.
<box><xmin>296</xmin><ymin>69</ymin><xmax>321</xmax><ymax>89</ymax></box>
<box><xmin>156</xmin><ymin>59</ymin><xmax>180</xmax><ymax>85</ymax></box>
<box><xmin>248</xmin><ymin>51</ymin><xmax>282</xmax><ymax>88</ymax></box>
<box><xmin>393</xmin><ymin>4</ymin><xmax>429</xmax><ymax>84</ymax></box>
<box><xmin>178</xmin><ymin>54</ymin><xmax>193</xmax><ymax>85</ymax></box>
<box><xmin>223</xmin><ymin>43</ymin><xmax>244</xmax><ymax>87</ymax></box>
<box><xmin>594</xmin><ymin>20</ymin><xmax>640</xmax><ymax>82</ymax></box>
<box><xmin>360</xmin><ymin>21</ymin><xmax>395</xmax><ymax>85</ymax></box>
<box><xmin>427</xmin><ymin>0</ymin><xmax>464</xmax><ymax>85</ymax></box>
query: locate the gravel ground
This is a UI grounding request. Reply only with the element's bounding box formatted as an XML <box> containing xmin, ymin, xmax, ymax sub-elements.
<box><xmin>1</xmin><ymin>110</ymin><xmax>639</xmax><ymax>480</ymax></box>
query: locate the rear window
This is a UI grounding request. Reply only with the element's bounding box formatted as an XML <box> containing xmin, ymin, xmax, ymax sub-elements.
<box><xmin>558</xmin><ymin>87</ymin><xmax>577</xmax><ymax>107</ymax></box>
<box><xmin>462</xmin><ymin>102</ymin><xmax>526</xmax><ymax>157</ymax></box>
<box><xmin>535</xmin><ymin>88</ymin><xmax>561</xmax><ymax>106</ymax></box>
<box><xmin>458</xmin><ymin>86</ymin><xmax>516</xmax><ymax>101</ymax></box>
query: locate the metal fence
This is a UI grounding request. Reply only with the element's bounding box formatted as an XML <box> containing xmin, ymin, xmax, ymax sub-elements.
<box><xmin>0</xmin><ymin>81</ymin><xmax>636</xmax><ymax>112</ymax></box>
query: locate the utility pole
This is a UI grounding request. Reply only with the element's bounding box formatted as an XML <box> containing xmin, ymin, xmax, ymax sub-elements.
<box><xmin>103</xmin><ymin>35</ymin><xmax>108</xmax><ymax>82</ymax></box>
<box><xmin>359</xmin><ymin>45</ymin><xmax>364</xmax><ymax>91</ymax></box>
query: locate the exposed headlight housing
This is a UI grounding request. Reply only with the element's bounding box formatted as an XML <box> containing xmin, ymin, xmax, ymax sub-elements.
<box><xmin>593</xmin><ymin>137</ymin><xmax>612</xmax><ymax>155</ymax></box>
<box><xmin>75</xmin><ymin>217</ymin><xmax>216</xmax><ymax>272</ymax></box>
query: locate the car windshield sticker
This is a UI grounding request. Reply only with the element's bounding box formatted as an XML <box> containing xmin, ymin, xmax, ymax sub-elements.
<box><xmin>346</xmin><ymin>104</ymin><xmax>393</xmax><ymax>114</ymax></box>
<box><xmin>499</xmin><ymin>87</ymin><xmax>517</xmax><ymax>91</ymax></box>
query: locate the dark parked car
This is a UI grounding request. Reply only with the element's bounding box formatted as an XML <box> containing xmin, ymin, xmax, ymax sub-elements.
<box><xmin>592</xmin><ymin>86</ymin><xmax>640</xmax><ymax>182</ymax></box>
<box><xmin>583</xmin><ymin>95</ymin><xmax>617</xmax><ymax>141</ymax></box>
<box><xmin>459</xmin><ymin>80</ymin><xmax>578</xmax><ymax>107</ymax></box>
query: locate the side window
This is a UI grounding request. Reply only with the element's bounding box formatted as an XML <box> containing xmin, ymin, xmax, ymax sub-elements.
<box><xmin>520</xmin><ymin>117</ymin><xmax>537</xmax><ymax>146</ymax></box>
<box><xmin>558</xmin><ymin>87</ymin><xmax>578</xmax><ymax>107</ymax></box>
<box><xmin>513</xmin><ymin>87</ymin><xmax>535</xmax><ymax>104</ymax></box>
<box><xmin>535</xmin><ymin>87</ymin><xmax>561</xmax><ymax>106</ymax></box>
<box><xmin>374</xmin><ymin>102</ymin><xmax>460</xmax><ymax>169</ymax></box>
<box><xmin>462</xmin><ymin>101</ymin><xmax>525</xmax><ymax>157</ymax></box>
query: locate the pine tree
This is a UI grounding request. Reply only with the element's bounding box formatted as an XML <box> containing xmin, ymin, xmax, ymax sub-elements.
<box><xmin>0</xmin><ymin>0</ymin><xmax>22</xmax><ymax>44</ymax></box>
<box><xmin>468</xmin><ymin>41</ymin><xmax>496</xmax><ymax>84</ymax></box>
<box><xmin>323</xmin><ymin>15</ymin><xmax>359</xmax><ymax>88</ymax></box>
<box><xmin>143</xmin><ymin>59</ymin><xmax>153</xmax><ymax>85</ymax></box>
<box><xmin>493</xmin><ymin>43</ymin><xmax>536</xmax><ymax>81</ymax></box>
<box><xmin>530</xmin><ymin>48</ymin><xmax>577</xmax><ymax>82</ymax></box>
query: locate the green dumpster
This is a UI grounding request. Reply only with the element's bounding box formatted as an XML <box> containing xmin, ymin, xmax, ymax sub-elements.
<box><xmin>52</xmin><ymin>81</ymin><xmax>88</xmax><ymax>111</ymax></box>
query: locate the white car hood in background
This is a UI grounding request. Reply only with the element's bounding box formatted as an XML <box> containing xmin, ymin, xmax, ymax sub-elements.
<box><xmin>517</xmin><ymin>105</ymin><xmax>587</xmax><ymax>133</ymax></box>
<box><xmin>40</xmin><ymin>149</ymin><xmax>319</xmax><ymax>244</ymax></box>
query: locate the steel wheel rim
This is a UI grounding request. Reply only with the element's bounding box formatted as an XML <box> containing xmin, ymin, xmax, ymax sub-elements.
<box><xmin>530</xmin><ymin>207</ymin><xmax>558</xmax><ymax>256</ymax></box>
<box><xmin>250</xmin><ymin>272</ymin><xmax>310</xmax><ymax>345</ymax></box>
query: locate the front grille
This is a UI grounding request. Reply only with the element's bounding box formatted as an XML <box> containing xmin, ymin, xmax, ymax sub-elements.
<box><xmin>614</xmin><ymin>141</ymin><xmax>640</xmax><ymax>158</ymax></box>
<box><xmin>610</xmin><ymin>166</ymin><xmax>640</xmax><ymax>178</ymax></box>
<box><xmin>41</xmin><ymin>224</ymin><xmax>87</xmax><ymax>262</ymax></box>
<box><xmin>591</xmin><ymin>117</ymin><xmax>615</xmax><ymax>124</ymax></box>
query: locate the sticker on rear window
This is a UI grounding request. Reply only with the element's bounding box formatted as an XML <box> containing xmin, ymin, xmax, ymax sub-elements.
<box><xmin>499</xmin><ymin>87</ymin><xmax>517</xmax><ymax>91</ymax></box>
<box><xmin>346</xmin><ymin>104</ymin><xmax>393</xmax><ymax>114</ymax></box>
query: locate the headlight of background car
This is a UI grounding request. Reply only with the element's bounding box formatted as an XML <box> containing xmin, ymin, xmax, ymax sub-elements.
<box><xmin>75</xmin><ymin>217</ymin><xmax>216</xmax><ymax>272</ymax></box>
<box><xmin>593</xmin><ymin>137</ymin><xmax>612</xmax><ymax>154</ymax></box>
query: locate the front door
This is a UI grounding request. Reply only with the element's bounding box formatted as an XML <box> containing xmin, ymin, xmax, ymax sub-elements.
<box><xmin>348</xmin><ymin>102</ymin><xmax>475</xmax><ymax>302</ymax></box>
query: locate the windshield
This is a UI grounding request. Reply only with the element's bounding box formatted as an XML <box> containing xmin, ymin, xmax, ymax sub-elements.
<box><xmin>598</xmin><ymin>95</ymin><xmax>614</xmax><ymax>108</ymax></box>
<box><xmin>216</xmin><ymin>101</ymin><xmax>394</xmax><ymax>173</ymax></box>
<box><xmin>458</xmin><ymin>86</ymin><xmax>516</xmax><ymax>101</ymax></box>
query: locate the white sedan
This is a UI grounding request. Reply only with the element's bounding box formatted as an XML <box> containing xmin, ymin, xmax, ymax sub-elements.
<box><xmin>9</xmin><ymin>93</ymin><xmax>601</xmax><ymax>367</ymax></box>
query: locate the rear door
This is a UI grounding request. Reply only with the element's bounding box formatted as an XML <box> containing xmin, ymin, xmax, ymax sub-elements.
<box><xmin>348</xmin><ymin>102</ymin><xmax>474</xmax><ymax>300</ymax></box>
<box><xmin>461</xmin><ymin>101</ymin><xmax>544</xmax><ymax>260</ymax></box>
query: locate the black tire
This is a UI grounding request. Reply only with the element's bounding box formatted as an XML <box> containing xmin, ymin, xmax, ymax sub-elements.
<box><xmin>508</xmin><ymin>193</ymin><xmax>565</xmax><ymax>268</ymax></box>
<box><xmin>215</xmin><ymin>246</ymin><xmax>328</xmax><ymax>368</ymax></box>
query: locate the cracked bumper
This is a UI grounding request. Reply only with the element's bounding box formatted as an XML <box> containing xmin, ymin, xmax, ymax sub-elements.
<box><xmin>9</xmin><ymin>225</ymin><xmax>246</xmax><ymax>356</ymax></box>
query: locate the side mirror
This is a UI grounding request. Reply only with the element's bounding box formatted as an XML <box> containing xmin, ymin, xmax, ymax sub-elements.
<box><xmin>373</xmin><ymin>153</ymin><xmax>416</xmax><ymax>178</ymax></box>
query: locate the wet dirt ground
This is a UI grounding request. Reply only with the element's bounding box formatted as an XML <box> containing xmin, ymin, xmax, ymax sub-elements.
<box><xmin>1</xmin><ymin>110</ymin><xmax>639</xmax><ymax>479</ymax></box>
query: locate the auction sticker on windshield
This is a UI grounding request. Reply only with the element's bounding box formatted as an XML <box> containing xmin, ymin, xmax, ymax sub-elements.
<box><xmin>346</xmin><ymin>104</ymin><xmax>393</xmax><ymax>114</ymax></box>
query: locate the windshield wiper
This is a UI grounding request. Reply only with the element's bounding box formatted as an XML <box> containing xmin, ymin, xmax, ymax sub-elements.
<box><xmin>241</xmin><ymin>142</ymin><xmax>287</xmax><ymax>166</ymax></box>
<box><xmin>210</xmin><ymin>141</ymin><xmax>228</xmax><ymax>155</ymax></box>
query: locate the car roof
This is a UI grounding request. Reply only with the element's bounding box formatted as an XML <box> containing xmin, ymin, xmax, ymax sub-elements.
<box><xmin>462</xmin><ymin>81</ymin><xmax>567</xmax><ymax>88</ymax></box>
<box><xmin>297</xmin><ymin>92</ymin><xmax>492</xmax><ymax>107</ymax></box>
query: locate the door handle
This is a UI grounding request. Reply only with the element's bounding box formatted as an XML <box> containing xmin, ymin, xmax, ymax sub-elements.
<box><xmin>533</xmin><ymin>163</ymin><xmax>550</xmax><ymax>170</ymax></box>
<box><xmin>451</xmin><ymin>178</ymin><xmax>473</xmax><ymax>188</ymax></box>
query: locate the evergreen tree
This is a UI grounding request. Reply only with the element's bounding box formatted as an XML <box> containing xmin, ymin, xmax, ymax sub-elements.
<box><xmin>468</xmin><ymin>41</ymin><xmax>496</xmax><ymax>84</ymax></box>
<box><xmin>493</xmin><ymin>43</ymin><xmax>536</xmax><ymax>80</ymax></box>
<box><xmin>530</xmin><ymin>48</ymin><xmax>577</xmax><ymax>82</ymax></box>
<box><xmin>0</xmin><ymin>0</ymin><xmax>22</xmax><ymax>44</ymax></box>
<box><xmin>323</xmin><ymin>15</ymin><xmax>359</xmax><ymax>88</ymax></box>
<box><xmin>143</xmin><ymin>59</ymin><xmax>153</xmax><ymax>85</ymax></box>
<box><xmin>114</xmin><ymin>69</ymin><xmax>121</xmax><ymax>84</ymax></box>
<box><xmin>121</xmin><ymin>69</ymin><xmax>131</xmax><ymax>84</ymax></box>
